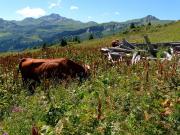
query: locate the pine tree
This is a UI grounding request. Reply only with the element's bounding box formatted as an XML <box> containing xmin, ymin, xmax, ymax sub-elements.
<box><xmin>89</xmin><ymin>33</ymin><xmax>94</xmax><ymax>40</ymax></box>
<box><xmin>42</xmin><ymin>43</ymin><xmax>47</xmax><ymax>50</ymax></box>
<box><xmin>74</xmin><ymin>36</ymin><xmax>81</xmax><ymax>43</ymax></box>
<box><xmin>148</xmin><ymin>22</ymin><xmax>152</xmax><ymax>26</ymax></box>
<box><xmin>130</xmin><ymin>23</ymin><xmax>136</xmax><ymax>29</ymax></box>
<box><xmin>60</xmin><ymin>38</ymin><xmax>67</xmax><ymax>47</ymax></box>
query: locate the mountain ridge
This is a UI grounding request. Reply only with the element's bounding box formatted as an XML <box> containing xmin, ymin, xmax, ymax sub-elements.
<box><xmin>0</xmin><ymin>14</ymin><xmax>173</xmax><ymax>52</ymax></box>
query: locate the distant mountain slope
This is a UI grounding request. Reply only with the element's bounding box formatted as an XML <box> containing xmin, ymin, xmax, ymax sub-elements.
<box><xmin>0</xmin><ymin>14</ymin><xmax>173</xmax><ymax>52</ymax></box>
<box><xmin>125</xmin><ymin>15</ymin><xmax>171</xmax><ymax>25</ymax></box>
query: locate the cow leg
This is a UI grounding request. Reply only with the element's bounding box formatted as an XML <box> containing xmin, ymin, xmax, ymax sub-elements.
<box><xmin>78</xmin><ymin>74</ymin><xmax>83</xmax><ymax>84</ymax></box>
<box><xmin>28</xmin><ymin>81</ymin><xmax>36</xmax><ymax>95</ymax></box>
<box><xmin>29</xmin><ymin>77</ymin><xmax>41</xmax><ymax>95</ymax></box>
<box><xmin>35</xmin><ymin>78</ymin><xmax>41</xmax><ymax>85</ymax></box>
<box><xmin>21</xmin><ymin>77</ymin><xmax>35</xmax><ymax>95</ymax></box>
<box><xmin>22</xmin><ymin>77</ymin><xmax>28</xmax><ymax>87</ymax></box>
<box><xmin>23</xmin><ymin>76</ymin><xmax>40</xmax><ymax>95</ymax></box>
<box><xmin>22</xmin><ymin>77</ymin><xmax>33</xmax><ymax>94</ymax></box>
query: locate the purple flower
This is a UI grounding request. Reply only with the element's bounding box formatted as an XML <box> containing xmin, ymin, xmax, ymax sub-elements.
<box><xmin>3</xmin><ymin>132</ymin><xmax>8</xmax><ymax>135</ymax></box>
<box><xmin>12</xmin><ymin>106</ymin><xmax>23</xmax><ymax>113</ymax></box>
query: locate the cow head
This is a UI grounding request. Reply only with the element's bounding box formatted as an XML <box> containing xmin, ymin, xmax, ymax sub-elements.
<box><xmin>79</xmin><ymin>64</ymin><xmax>91</xmax><ymax>81</ymax></box>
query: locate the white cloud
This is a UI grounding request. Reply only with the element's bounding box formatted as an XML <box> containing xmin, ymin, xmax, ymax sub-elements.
<box><xmin>16</xmin><ymin>7</ymin><xmax>46</xmax><ymax>18</ymax></box>
<box><xmin>115</xmin><ymin>11</ymin><xmax>120</xmax><ymax>15</ymax></box>
<box><xmin>70</xmin><ymin>5</ymin><xmax>79</xmax><ymax>10</ymax></box>
<box><xmin>49</xmin><ymin>0</ymin><xmax>61</xmax><ymax>9</ymax></box>
<box><xmin>88</xmin><ymin>16</ymin><xmax>92</xmax><ymax>19</ymax></box>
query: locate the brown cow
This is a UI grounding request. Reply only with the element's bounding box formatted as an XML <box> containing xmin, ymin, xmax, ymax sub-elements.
<box><xmin>111</xmin><ymin>39</ymin><xmax>120</xmax><ymax>47</ymax></box>
<box><xmin>18</xmin><ymin>58</ymin><xmax>90</xmax><ymax>94</ymax></box>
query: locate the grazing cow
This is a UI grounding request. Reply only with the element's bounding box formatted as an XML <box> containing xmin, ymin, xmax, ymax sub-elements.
<box><xmin>18</xmin><ymin>58</ymin><xmax>90</xmax><ymax>93</ymax></box>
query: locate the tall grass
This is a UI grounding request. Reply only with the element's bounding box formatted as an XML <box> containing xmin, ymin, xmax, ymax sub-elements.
<box><xmin>0</xmin><ymin>21</ymin><xmax>180</xmax><ymax>134</ymax></box>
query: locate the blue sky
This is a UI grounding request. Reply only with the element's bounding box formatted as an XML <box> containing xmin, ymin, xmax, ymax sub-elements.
<box><xmin>0</xmin><ymin>0</ymin><xmax>180</xmax><ymax>23</ymax></box>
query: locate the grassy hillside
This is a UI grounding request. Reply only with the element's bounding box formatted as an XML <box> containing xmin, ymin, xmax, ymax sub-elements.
<box><xmin>0</xmin><ymin>21</ymin><xmax>180</xmax><ymax>135</ymax></box>
<box><xmin>70</xmin><ymin>21</ymin><xmax>180</xmax><ymax>48</ymax></box>
<box><xmin>0</xmin><ymin>14</ymin><xmax>174</xmax><ymax>52</ymax></box>
<box><xmin>122</xmin><ymin>21</ymin><xmax>180</xmax><ymax>43</ymax></box>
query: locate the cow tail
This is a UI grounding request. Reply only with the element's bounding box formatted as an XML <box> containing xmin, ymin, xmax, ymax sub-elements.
<box><xmin>13</xmin><ymin>58</ymin><xmax>25</xmax><ymax>84</ymax></box>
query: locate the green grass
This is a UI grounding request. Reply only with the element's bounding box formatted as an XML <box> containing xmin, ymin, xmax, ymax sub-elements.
<box><xmin>0</xmin><ymin>32</ymin><xmax>11</xmax><ymax>38</ymax></box>
<box><xmin>120</xmin><ymin>21</ymin><xmax>180</xmax><ymax>43</ymax></box>
<box><xmin>0</xmin><ymin>21</ymin><xmax>180</xmax><ymax>135</ymax></box>
<box><xmin>29</xmin><ymin>35</ymin><xmax>43</xmax><ymax>41</ymax></box>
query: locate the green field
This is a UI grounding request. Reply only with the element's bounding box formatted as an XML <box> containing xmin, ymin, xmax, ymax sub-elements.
<box><xmin>0</xmin><ymin>21</ymin><xmax>180</xmax><ymax>135</ymax></box>
<box><xmin>0</xmin><ymin>32</ymin><xmax>11</xmax><ymax>38</ymax></box>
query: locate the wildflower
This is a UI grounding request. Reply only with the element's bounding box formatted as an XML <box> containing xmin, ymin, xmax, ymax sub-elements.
<box><xmin>12</xmin><ymin>106</ymin><xmax>23</xmax><ymax>113</ymax></box>
<box><xmin>3</xmin><ymin>132</ymin><xmax>8</xmax><ymax>135</ymax></box>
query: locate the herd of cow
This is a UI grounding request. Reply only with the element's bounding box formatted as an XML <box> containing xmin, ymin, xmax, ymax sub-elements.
<box><xmin>18</xmin><ymin>57</ymin><xmax>90</xmax><ymax>94</ymax></box>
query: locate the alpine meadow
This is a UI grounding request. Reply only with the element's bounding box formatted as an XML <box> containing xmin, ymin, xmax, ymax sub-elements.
<box><xmin>0</xmin><ymin>0</ymin><xmax>180</xmax><ymax>135</ymax></box>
